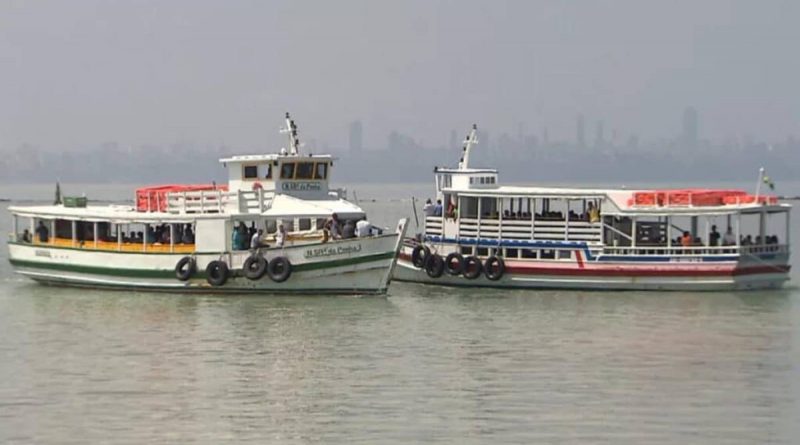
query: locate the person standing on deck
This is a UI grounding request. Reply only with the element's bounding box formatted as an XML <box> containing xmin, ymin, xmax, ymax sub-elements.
<box><xmin>709</xmin><ymin>225</ymin><xmax>721</xmax><ymax>247</ymax></box>
<box><xmin>35</xmin><ymin>221</ymin><xmax>49</xmax><ymax>243</ymax></box>
<box><xmin>423</xmin><ymin>199</ymin><xmax>434</xmax><ymax>217</ymax></box>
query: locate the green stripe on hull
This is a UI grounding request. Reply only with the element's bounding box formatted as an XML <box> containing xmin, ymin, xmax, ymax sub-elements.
<box><xmin>9</xmin><ymin>251</ymin><xmax>396</xmax><ymax>279</ymax></box>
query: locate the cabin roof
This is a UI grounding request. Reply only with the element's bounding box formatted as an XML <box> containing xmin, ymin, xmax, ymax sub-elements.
<box><xmin>219</xmin><ymin>153</ymin><xmax>334</xmax><ymax>164</ymax></box>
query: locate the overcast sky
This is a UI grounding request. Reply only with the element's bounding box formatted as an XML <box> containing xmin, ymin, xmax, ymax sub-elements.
<box><xmin>1</xmin><ymin>0</ymin><xmax>798</xmax><ymax>151</ymax></box>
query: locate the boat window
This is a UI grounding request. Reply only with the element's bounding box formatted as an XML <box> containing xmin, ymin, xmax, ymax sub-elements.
<box><xmin>295</xmin><ymin>162</ymin><xmax>315</xmax><ymax>180</ymax></box>
<box><xmin>460</xmin><ymin>246</ymin><xmax>473</xmax><ymax>255</ymax></box>
<box><xmin>521</xmin><ymin>249</ymin><xmax>537</xmax><ymax>259</ymax></box>
<box><xmin>480</xmin><ymin>197</ymin><xmax>498</xmax><ymax>218</ymax></box>
<box><xmin>316</xmin><ymin>218</ymin><xmax>326</xmax><ymax>230</ymax></box>
<box><xmin>505</xmin><ymin>248</ymin><xmax>518</xmax><ymax>258</ymax></box>
<box><xmin>265</xmin><ymin>219</ymin><xmax>277</xmax><ymax>234</ymax></box>
<box><xmin>280</xmin><ymin>163</ymin><xmax>296</xmax><ymax>179</ymax></box>
<box><xmin>558</xmin><ymin>250</ymin><xmax>572</xmax><ymax>260</ymax></box>
<box><xmin>314</xmin><ymin>162</ymin><xmax>328</xmax><ymax>180</ymax></box>
<box><xmin>264</xmin><ymin>164</ymin><xmax>272</xmax><ymax>179</ymax></box>
<box><xmin>282</xmin><ymin>218</ymin><xmax>295</xmax><ymax>232</ymax></box>
<box><xmin>298</xmin><ymin>218</ymin><xmax>311</xmax><ymax>231</ymax></box>
<box><xmin>476</xmin><ymin>247</ymin><xmax>489</xmax><ymax>257</ymax></box>
<box><xmin>541</xmin><ymin>250</ymin><xmax>556</xmax><ymax>259</ymax></box>
<box><xmin>460</xmin><ymin>196</ymin><xmax>479</xmax><ymax>219</ymax></box>
<box><xmin>243</xmin><ymin>165</ymin><xmax>259</xmax><ymax>179</ymax></box>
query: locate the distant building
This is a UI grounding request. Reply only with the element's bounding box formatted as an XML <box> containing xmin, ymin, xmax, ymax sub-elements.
<box><xmin>682</xmin><ymin>107</ymin><xmax>699</xmax><ymax>148</ymax></box>
<box><xmin>576</xmin><ymin>114</ymin><xmax>586</xmax><ymax>148</ymax></box>
<box><xmin>594</xmin><ymin>120</ymin><xmax>604</xmax><ymax>148</ymax></box>
<box><xmin>348</xmin><ymin>121</ymin><xmax>363</xmax><ymax>153</ymax></box>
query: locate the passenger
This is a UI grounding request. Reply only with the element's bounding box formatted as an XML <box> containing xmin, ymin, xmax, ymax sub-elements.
<box><xmin>250</xmin><ymin>229</ymin><xmax>263</xmax><ymax>249</ymax></box>
<box><xmin>356</xmin><ymin>218</ymin><xmax>373</xmax><ymax>237</ymax></box>
<box><xmin>276</xmin><ymin>224</ymin><xmax>286</xmax><ymax>247</ymax></box>
<box><xmin>755</xmin><ymin>235</ymin><xmax>762</xmax><ymax>246</ymax></box>
<box><xmin>743</xmin><ymin>235</ymin><xmax>753</xmax><ymax>246</ymax></box>
<box><xmin>21</xmin><ymin>229</ymin><xmax>32</xmax><ymax>243</ymax></box>
<box><xmin>342</xmin><ymin>220</ymin><xmax>356</xmax><ymax>239</ymax></box>
<box><xmin>136</xmin><ymin>231</ymin><xmax>144</xmax><ymax>243</ymax></box>
<box><xmin>248</xmin><ymin>222</ymin><xmax>257</xmax><ymax>240</ymax></box>
<box><xmin>324</xmin><ymin>213</ymin><xmax>342</xmax><ymax>240</ymax></box>
<box><xmin>35</xmin><ymin>221</ymin><xmax>49</xmax><ymax>243</ymax></box>
<box><xmin>232</xmin><ymin>226</ymin><xmax>243</xmax><ymax>251</ymax></box>
<box><xmin>680</xmin><ymin>231</ymin><xmax>693</xmax><ymax>247</ymax></box>
<box><xmin>160</xmin><ymin>228</ymin><xmax>170</xmax><ymax>244</ymax></box>
<box><xmin>587</xmin><ymin>202</ymin><xmax>600</xmax><ymax>223</ymax></box>
<box><xmin>422</xmin><ymin>199</ymin><xmax>434</xmax><ymax>217</ymax></box>
<box><xmin>722</xmin><ymin>227</ymin><xmax>736</xmax><ymax>246</ymax></box>
<box><xmin>446</xmin><ymin>201</ymin><xmax>456</xmax><ymax>219</ymax></box>
<box><xmin>709</xmin><ymin>225</ymin><xmax>720</xmax><ymax>247</ymax></box>
<box><xmin>433</xmin><ymin>200</ymin><xmax>443</xmax><ymax>217</ymax></box>
<box><xmin>503</xmin><ymin>210</ymin><xmax>510</xmax><ymax>219</ymax></box>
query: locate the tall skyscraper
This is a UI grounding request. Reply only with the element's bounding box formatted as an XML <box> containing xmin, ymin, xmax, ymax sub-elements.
<box><xmin>576</xmin><ymin>114</ymin><xmax>586</xmax><ymax>148</ymax></box>
<box><xmin>348</xmin><ymin>120</ymin><xmax>363</xmax><ymax>153</ymax></box>
<box><xmin>682</xmin><ymin>107</ymin><xmax>698</xmax><ymax>148</ymax></box>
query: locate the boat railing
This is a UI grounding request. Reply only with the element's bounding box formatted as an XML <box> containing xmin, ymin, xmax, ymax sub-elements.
<box><xmin>601</xmin><ymin>243</ymin><xmax>789</xmax><ymax>257</ymax></box>
<box><xmin>424</xmin><ymin>216</ymin><xmax>443</xmax><ymax>236</ymax></box>
<box><xmin>237</xmin><ymin>189</ymin><xmax>274</xmax><ymax>214</ymax></box>
<box><xmin>166</xmin><ymin>189</ymin><xmax>234</xmax><ymax>214</ymax></box>
<box><xmin>23</xmin><ymin>237</ymin><xmax>196</xmax><ymax>253</ymax></box>
<box><xmin>458</xmin><ymin>218</ymin><xmax>602</xmax><ymax>242</ymax></box>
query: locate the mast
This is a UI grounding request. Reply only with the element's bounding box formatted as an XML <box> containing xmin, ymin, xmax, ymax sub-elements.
<box><xmin>460</xmin><ymin>124</ymin><xmax>478</xmax><ymax>170</ymax></box>
<box><xmin>281</xmin><ymin>112</ymin><xmax>301</xmax><ymax>155</ymax></box>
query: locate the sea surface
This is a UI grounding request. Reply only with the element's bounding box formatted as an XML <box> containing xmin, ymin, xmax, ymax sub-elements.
<box><xmin>0</xmin><ymin>181</ymin><xmax>798</xmax><ymax>444</ymax></box>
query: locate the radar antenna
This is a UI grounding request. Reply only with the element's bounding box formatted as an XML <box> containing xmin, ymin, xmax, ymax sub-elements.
<box><xmin>280</xmin><ymin>112</ymin><xmax>301</xmax><ymax>155</ymax></box>
<box><xmin>459</xmin><ymin>124</ymin><xmax>478</xmax><ymax>170</ymax></box>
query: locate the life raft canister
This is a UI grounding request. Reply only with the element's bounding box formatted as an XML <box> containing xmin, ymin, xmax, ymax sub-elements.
<box><xmin>484</xmin><ymin>256</ymin><xmax>505</xmax><ymax>281</ymax></box>
<box><xmin>444</xmin><ymin>253</ymin><xmax>464</xmax><ymax>276</ymax></box>
<box><xmin>206</xmin><ymin>260</ymin><xmax>229</xmax><ymax>286</ymax></box>
<box><xmin>411</xmin><ymin>245</ymin><xmax>430</xmax><ymax>269</ymax></box>
<box><xmin>243</xmin><ymin>254</ymin><xmax>268</xmax><ymax>280</ymax></box>
<box><xmin>462</xmin><ymin>256</ymin><xmax>482</xmax><ymax>280</ymax></box>
<box><xmin>174</xmin><ymin>256</ymin><xmax>196</xmax><ymax>281</ymax></box>
<box><xmin>425</xmin><ymin>254</ymin><xmax>445</xmax><ymax>278</ymax></box>
<box><xmin>267</xmin><ymin>256</ymin><xmax>292</xmax><ymax>282</ymax></box>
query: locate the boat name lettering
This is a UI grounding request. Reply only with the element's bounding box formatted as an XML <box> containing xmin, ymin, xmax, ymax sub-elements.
<box><xmin>34</xmin><ymin>250</ymin><xmax>51</xmax><ymax>258</ymax></box>
<box><xmin>282</xmin><ymin>181</ymin><xmax>322</xmax><ymax>192</ymax></box>
<box><xmin>304</xmin><ymin>243</ymin><xmax>362</xmax><ymax>258</ymax></box>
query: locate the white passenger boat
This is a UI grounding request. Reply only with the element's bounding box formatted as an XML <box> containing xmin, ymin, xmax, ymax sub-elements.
<box><xmin>395</xmin><ymin>125</ymin><xmax>791</xmax><ymax>291</ymax></box>
<box><xmin>7</xmin><ymin>114</ymin><xmax>408</xmax><ymax>294</ymax></box>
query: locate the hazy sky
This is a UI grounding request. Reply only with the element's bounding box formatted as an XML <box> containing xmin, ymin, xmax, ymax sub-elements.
<box><xmin>1</xmin><ymin>0</ymin><xmax>798</xmax><ymax>151</ymax></box>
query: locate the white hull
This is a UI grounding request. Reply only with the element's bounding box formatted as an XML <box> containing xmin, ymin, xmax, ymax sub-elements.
<box><xmin>8</xmin><ymin>223</ymin><xmax>408</xmax><ymax>295</ymax></box>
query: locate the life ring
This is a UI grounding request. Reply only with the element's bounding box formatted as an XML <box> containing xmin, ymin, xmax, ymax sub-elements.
<box><xmin>484</xmin><ymin>256</ymin><xmax>505</xmax><ymax>281</ymax></box>
<box><xmin>267</xmin><ymin>256</ymin><xmax>292</xmax><ymax>282</ymax></box>
<box><xmin>462</xmin><ymin>256</ymin><xmax>482</xmax><ymax>280</ymax></box>
<box><xmin>444</xmin><ymin>253</ymin><xmax>464</xmax><ymax>276</ymax></box>
<box><xmin>243</xmin><ymin>254</ymin><xmax>267</xmax><ymax>280</ymax></box>
<box><xmin>411</xmin><ymin>245</ymin><xmax>430</xmax><ymax>268</ymax></box>
<box><xmin>252</xmin><ymin>181</ymin><xmax>263</xmax><ymax>190</ymax></box>
<box><xmin>174</xmin><ymin>256</ymin><xmax>195</xmax><ymax>281</ymax></box>
<box><xmin>206</xmin><ymin>260</ymin><xmax>229</xmax><ymax>286</ymax></box>
<box><xmin>425</xmin><ymin>254</ymin><xmax>445</xmax><ymax>278</ymax></box>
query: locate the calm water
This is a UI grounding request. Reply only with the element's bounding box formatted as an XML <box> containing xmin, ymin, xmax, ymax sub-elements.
<box><xmin>1</xmin><ymin>182</ymin><xmax>798</xmax><ymax>444</ymax></box>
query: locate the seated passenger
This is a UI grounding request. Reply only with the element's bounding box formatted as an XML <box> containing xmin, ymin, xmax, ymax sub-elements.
<box><xmin>21</xmin><ymin>229</ymin><xmax>32</xmax><ymax>243</ymax></box>
<box><xmin>355</xmin><ymin>218</ymin><xmax>373</xmax><ymax>237</ymax></box>
<box><xmin>251</xmin><ymin>229</ymin><xmax>264</xmax><ymax>249</ymax></box>
<box><xmin>276</xmin><ymin>224</ymin><xmax>286</xmax><ymax>247</ymax></box>
<box><xmin>342</xmin><ymin>220</ymin><xmax>356</xmax><ymax>239</ymax></box>
<box><xmin>722</xmin><ymin>227</ymin><xmax>736</xmax><ymax>246</ymax></box>
<box><xmin>587</xmin><ymin>202</ymin><xmax>600</xmax><ymax>223</ymax></box>
<box><xmin>182</xmin><ymin>226</ymin><xmax>195</xmax><ymax>244</ymax></box>
<box><xmin>680</xmin><ymin>231</ymin><xmax>693</xmax><ymax>247</ymax></box>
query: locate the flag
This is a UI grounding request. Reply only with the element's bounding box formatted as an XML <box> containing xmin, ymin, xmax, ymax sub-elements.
<box><xmin>763</xmin><ymin>174</ymin><xmax>775</xmax><ymax>191</ymax></box>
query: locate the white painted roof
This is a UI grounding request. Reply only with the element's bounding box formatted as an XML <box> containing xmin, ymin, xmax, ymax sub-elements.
<box><xmin>219</xmin><ymin>153</ymin><xmax>334</xmax><ymax>163</ymax></box>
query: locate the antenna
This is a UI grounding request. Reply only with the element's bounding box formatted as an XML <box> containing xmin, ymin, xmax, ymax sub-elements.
<box><xmin>280</xmin><ymin>112</ymin><xmax>301</xmax><ymax>155</ymax></box>
<box><xmin>460</xmin><ymin>124</ymin><xmax>478</xmax><ymax>170</ymax></box>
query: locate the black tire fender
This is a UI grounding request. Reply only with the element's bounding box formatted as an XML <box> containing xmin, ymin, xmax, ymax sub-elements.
<box><xmin>425</xmin><ymin>253</ymin><xmax>445</xmax><ymax>278</ymax></box>
<box><xmin>462</xmin><ymin>256</ymin><xmax>482</xmax><ymax>280</ymax></box>
<box><xmin>205</xmin><ymin>260</ymin><xmax>229</xmax><ymax>286</ymax></box>
<box><xmin>175</xmin><ymin>256</ymin><xmax>195</xmax><ymax>281</ymax></box>
<box><xmin>243</xmin><ymin>255</ymin><xmax>268</xmax><ymax>280</ymax></box>
<box><xmin>444</xmin><ymin>253</ymin><xmax>464</xmax><ymax>276</ymax></box>
<box><xmin>411</xmin><ymin>245</ymin><xmax>430</xmax><ymax>268</ymax></box>
<box><xmin>484</xmin><ymin>256</ymin><xmax>505</xmax><ymax>281</ymax></box>
<box><xmin>267</xmin><ymin>256</ymin><xmax>292</xmax><ymax>283</ymax></box>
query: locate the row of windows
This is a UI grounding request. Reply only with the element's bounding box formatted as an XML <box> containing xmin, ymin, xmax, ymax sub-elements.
<box><xmin>242</xmin><ymin>162</ymin><xmax>328</xmax><ymax>181</ymax></box>
<box><xmin>460</xmin><ymin>245</ymin><xmax>574</xmax><ymax>260</ymax></box>
<box><xmin>469</xmin><ymin>176</ymin><xmax>496</xmax><ymax>185</ymax></box>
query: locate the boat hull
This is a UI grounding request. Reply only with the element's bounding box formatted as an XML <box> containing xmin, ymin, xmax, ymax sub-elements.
<box><xmin>8</xmin><ymin>223</ymin><xmax>407</xmax><ymax>295</ymax></box>
<box><xmin>393</xmin><ymin>249</ymin><xmax>790</xmax><ymax>292</ymax></box>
